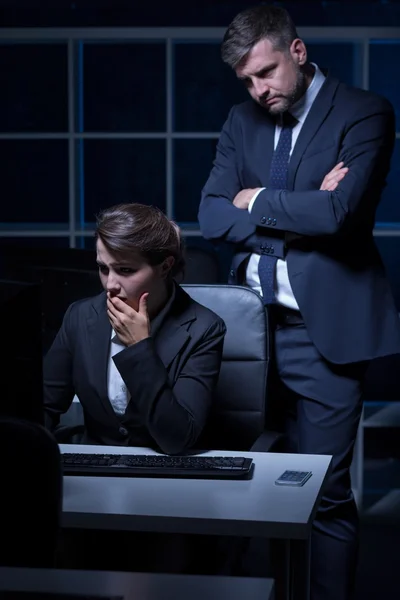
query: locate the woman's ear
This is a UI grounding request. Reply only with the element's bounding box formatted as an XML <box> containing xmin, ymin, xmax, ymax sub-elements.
<box><xmin>161</xmin><ymin>256</ymin><xmax>175</xmax><ymax>278</ymax></box>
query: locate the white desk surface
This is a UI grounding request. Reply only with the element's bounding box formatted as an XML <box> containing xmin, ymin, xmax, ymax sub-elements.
<box><xmin>0</xmin><ymin>567</ymin><xmax>275</xmax><ymax>600</ymax></box>
<box><xmin>60</xmin><ymin>444</ymin><xmax>332</xmax><ymax>540</ymax></box>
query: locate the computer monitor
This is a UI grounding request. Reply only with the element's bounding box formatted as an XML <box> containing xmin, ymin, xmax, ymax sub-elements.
<box><xmin>0</xmin><ymin>279</ymin><xmax>44</xmax><ymax>425</ymax></box>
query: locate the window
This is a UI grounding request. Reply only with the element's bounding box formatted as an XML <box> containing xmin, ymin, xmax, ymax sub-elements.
<box><xmin>0</xmin><ymin>140</ymin><xmax>68</xmax><ymax>223</ymax></box>
<box><xmin>305</xmin><ymin>42</ymin><xmax>357</xmax><ymax>86</ymax></box>
<box><xmin>376</xmin><ymin>139</ymin><xmax>400</xmax><ymax>224</ymax></box>
<box><xmin>0</xmin><ymin>27</ymin><xmax>399</xmax><ymax>264</ymax></box>
<box><xmin>173</xmin><ymin>138</ymin><xmax>217</xmax><ymax>223</ymax></box>
<box><xmin>0</xmin><ymin>43</ymin><xmax>68</xmax><ymax>132</ymax></box>
<box><xmin>82</xmin><ymin>42</ymin><xmax>166</xmax><ymax>132</ymax></box>
<box><xmin>82</xmin><ymin>139</ymin><xmax>166</xmax><ymax>225</ymax></box>
<box><xmin>370</xmin><ymin>40</ymin><xmax>400</xmax><ymax>127</ymax></box>
<box><xmin>173</xmin><ymin>42</ymin><xmax>247</xmax><ymax>132</ymax></box>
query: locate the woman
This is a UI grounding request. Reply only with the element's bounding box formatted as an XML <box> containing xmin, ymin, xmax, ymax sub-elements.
<box><xmin>43</xmin><ymin>203</ymin><xmax>226</xmax><ymax>454</ymax></box>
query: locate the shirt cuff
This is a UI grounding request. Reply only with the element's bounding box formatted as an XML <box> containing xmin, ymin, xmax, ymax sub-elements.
<box><xmin>248</xmin><ymin>188</ymin><xmax>266</xmax><ymax>213</ymax></box>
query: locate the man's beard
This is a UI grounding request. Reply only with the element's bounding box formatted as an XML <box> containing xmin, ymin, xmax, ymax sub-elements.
<box><xmin>262</xmin><ymin>68</ymin><xmax>306</xmax><ymax>116</ymax></box>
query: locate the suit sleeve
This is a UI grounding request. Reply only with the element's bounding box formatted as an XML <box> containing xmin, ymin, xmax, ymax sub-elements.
<box><xmin>112</xmin><ymin>318</ymin><xmax>226</xmax><ymax>455</ymax></box>
<box><xmin>43</xmin><ymin>304</ymin><xmax>76</xmax><ymax>431</ymax></box>
<box><xmin>198</xmin><ymin>106</ymin><xmax>266</xmax><ymax>252</ymax></box>
<box><xmin>250</xmin><ymin>97</ymin><xmax>395</xmax><ymax>236</ymax></box>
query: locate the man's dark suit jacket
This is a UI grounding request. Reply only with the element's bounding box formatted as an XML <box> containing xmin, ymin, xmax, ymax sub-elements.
<box><xmin>199</xmin><ymin>74</ymin><xmax>400</xmax><ymax>364</ymax></box>
<box><xmin>43</xmin><ymin>284</ymin><xmax>226</xmax><ymax>454</ymax></box>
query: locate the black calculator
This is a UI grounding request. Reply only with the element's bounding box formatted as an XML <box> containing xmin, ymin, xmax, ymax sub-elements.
<box><xmin>275</xmin><ymin>470</ymin><xmax>312</xmax><ymax>486</ymax></box>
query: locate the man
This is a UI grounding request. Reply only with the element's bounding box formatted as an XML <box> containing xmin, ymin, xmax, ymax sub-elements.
<box><xmin>198</xmin><ymin>5</ymin><xmax>400</xmax><ymax>600</ymax></box>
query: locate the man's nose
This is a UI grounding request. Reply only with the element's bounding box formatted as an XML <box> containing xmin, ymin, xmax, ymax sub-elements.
<box><xmin>254</xmin><ymin>79</ymin><xmax>269</xmax><ymax>99</ymax></box>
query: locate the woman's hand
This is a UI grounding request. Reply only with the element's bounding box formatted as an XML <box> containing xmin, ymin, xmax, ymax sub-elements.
<box><xmin>107</xmin><ymin>292</ymin><xmax>150</xmax><ymax>346</ymax></box>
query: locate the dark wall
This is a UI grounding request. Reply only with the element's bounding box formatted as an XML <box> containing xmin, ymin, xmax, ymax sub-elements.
<box><xmin>1</xmin><ymin>1</ymin><xmax>400</xmax><ymax>27</ymax></box>
<box><xmin>0</xmin><ymin>0</ymin><xmax>399</xmax><ymax>300</ymax></box>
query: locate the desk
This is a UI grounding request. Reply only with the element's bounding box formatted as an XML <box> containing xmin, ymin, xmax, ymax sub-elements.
<box><xmin>60</xmin><ymin>444</ymin><xmax>332</xmax><ymax>600</ymax></box>
<box><xmin>0</xmin><ymin>567</ymin><xmax>275</xmax><ymax>600</ymax></box>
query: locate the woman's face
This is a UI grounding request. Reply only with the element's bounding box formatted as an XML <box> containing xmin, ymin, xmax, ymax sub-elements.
<box><xmin>96</xmin><ymin>238</ymin><xmax>169</xmax><ymax>312</ymax></box>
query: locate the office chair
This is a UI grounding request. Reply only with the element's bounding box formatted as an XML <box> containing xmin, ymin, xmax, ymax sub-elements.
<box><xmin>182</xmin><ymin>284</ymin><xmax>279</xmax><ymax>452</ymax></box>
<box><xmin>0</xmin><ymin>417</ymin><xmax>62</xmax><ymax>568</ymax></box>
<box><xmin>180</xmin><ymin>285</ymin><xmax>279</xmax><ymax>575</ymax></box>
<box><xmin>57</xmin><ymin>284</ymin><xmax>278</xmax><ymax>451</ymax></box>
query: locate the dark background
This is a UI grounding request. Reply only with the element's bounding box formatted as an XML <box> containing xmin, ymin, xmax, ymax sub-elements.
<box><xmin>0</xmin><ymin>1</ymin><xmax>399</xmax><ymax>289</ymax></box>
<box><xmin>0</xmin><ymin>3</ymin><xmax>399</xmax><ymax>597</ymax></box>
<box><xmin>0</xmin><ymin>1</ymin><xmax>398</xmax><ymax>300</ymax></box>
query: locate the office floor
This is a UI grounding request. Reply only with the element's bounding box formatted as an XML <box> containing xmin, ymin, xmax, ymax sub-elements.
<box><xmin>355</xmin><ymin>517</ymin><xmax>400</xmax><ymax>600</ymax></box>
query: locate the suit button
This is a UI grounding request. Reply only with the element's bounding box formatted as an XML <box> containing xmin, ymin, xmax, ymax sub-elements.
<box><xmin>229</xmin><ymin>269</ymin><xmax>235</xmax><ymax>277</ymax></box>
<box><xmin>261</xmin><ymin>216</ymin><xmax>267</xmax><ymax>224</ymax></box>
<box><xmin>272</xmin><ymin>218</ymin><xmax>277</xmax><ymax>226</ymax></box>
<box><xmin>260</xmin><ymin>244</ymin><xmax>265</xmax><ymax>251</ymax></box>
<box><xmin>119</xmin><ymin>426</ymin><xmax>128</xmax><ymax>437</ymax></box>
<box><xmin>267</xmin><ymin>218</ymin><xmax>272</xmax><ymax>225</ymax></box>
<box><xmin>270</xmin><ymin>246</ymin><xmax>275</xmax><ymax>254</ymax></box>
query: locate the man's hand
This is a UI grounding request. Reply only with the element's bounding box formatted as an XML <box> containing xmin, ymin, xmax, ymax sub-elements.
<box><xmin>107</xmin><ymin>292</ymin><xmax>150</xmax><ymax>347</ymax></box>
<box><xmin>320</xmin><ymin>162</ymin><xmax>349</xmax><ymax>191</ymax></box>
<box><xmin>232</xmin><ymin>163</ymin><xmax>347</xmax><ymax>208</ymax></box>
<box><xmin>233</xmin><ymin>188</ymin><xmax>262</xmax><ymax>209</ymax></box>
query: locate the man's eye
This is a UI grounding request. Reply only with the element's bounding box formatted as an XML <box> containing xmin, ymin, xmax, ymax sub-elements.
<box><xmin>262</xmin><ymin>67</ymin><xmax>274</xmax><ymax>77</ymax></box>
<box><xmin>98</xmin><ymin>265</ymin><xmax>108</xmax><ymax>273</ymax></box>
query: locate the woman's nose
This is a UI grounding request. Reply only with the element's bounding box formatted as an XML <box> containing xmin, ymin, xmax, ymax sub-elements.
<box><xmin>106</xmin><ymin>272</ymin><xmax>120</xmax><ymax>292</ymax></box>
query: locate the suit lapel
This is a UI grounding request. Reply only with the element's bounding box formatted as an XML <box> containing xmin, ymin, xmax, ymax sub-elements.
<box><xmin>287</xmin><ymin>75</ymin><xmax>340</xmax><ymax>190</ymax></box>
<box><xmin>251</xmin><ymin>104</ymin><xmax>276</xmax><ymax>186</ymax></box>
<box><xmin>122</xmin><ymin>285</ymin><xmax>196</xmax><ymax>424</ymax></box>
<box><xmin>153</xmin><ymin>286</ymin><xmax>195</xmax><ymax>370</ymax></box>
<box><xmin>86</xmin><ymin>286</ymin><xmax>196</xmax><ymax>423</ymax></box>
<box><xmin>154</xmin><ymin>322</ymin><xmax>191</xmax><ymax>370</ymax></box>
<box><xmin>86</xmin><ymin>294</ymin><xmax>118</xmax><ymax>420</ymax></box>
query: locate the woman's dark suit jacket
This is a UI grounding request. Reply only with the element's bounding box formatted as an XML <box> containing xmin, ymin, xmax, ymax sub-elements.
<box><xmin>43</xmin><ymin>284</ymin><xmax>226</xmax><ymax>454</ymax></box>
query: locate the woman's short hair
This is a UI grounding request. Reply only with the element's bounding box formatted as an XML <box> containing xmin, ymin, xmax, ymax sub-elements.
<box><xmin>95</xmin><ymin>203</ymin><xmax>185</xmax><ymax>279</ymax></box>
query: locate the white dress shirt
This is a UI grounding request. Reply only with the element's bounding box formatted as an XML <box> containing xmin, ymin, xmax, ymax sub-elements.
<box><xmin>107</xmin><ymin>285</ymin><xmax>176</xmax><ymax>416</ymax></box>
<box><xmin>246</xmin><ymin>64</ymin><xmax>326</xmax><ymax>309</ymax></box>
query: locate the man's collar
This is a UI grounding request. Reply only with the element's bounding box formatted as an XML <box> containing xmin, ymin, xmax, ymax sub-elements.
<box><xmin>289</xmin><ymin>63</ymin><xmax>326</xmax><ymax>124</ymax></box>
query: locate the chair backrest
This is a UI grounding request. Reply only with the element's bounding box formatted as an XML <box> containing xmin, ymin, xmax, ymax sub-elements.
<box><xmin>0</xmin><ymin>418</ymin><xmax>62</xmax><ymax>568</ymax></box>
<box><xmin>182</xmin><ymin>284</ymin><xmax>269</xmax><ymax>450</ymax></box>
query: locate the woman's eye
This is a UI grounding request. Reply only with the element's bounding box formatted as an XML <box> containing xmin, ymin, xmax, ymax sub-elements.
<box><xmin>119</xmin><ymin>268</ymin><xmax>135</xmax><ymax>274</ymax></box>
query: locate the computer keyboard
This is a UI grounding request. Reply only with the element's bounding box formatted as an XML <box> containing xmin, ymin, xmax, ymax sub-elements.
<box><xmin>61</xmin><ymin>453</ymin><xmax>254</xmax><ymax>480</ymax></box>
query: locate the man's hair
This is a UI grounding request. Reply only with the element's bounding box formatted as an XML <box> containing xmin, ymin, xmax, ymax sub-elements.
<box><xmin>221</xmin><ymin>5</ymin><xmax>298</xmax><ymax>69</ymax></box>
<box><xmin>95</xmin><ymin>203</ymin><xmax>185</xmax><ymax>279</ymax></box>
